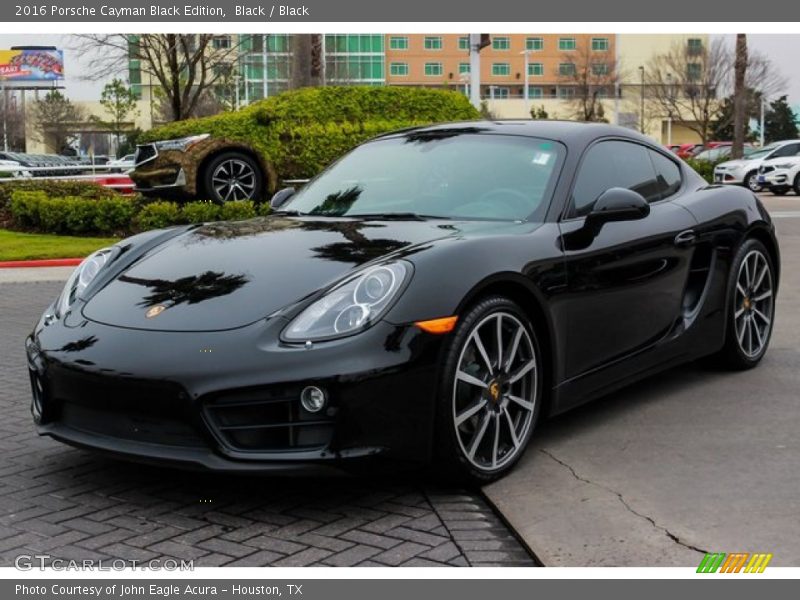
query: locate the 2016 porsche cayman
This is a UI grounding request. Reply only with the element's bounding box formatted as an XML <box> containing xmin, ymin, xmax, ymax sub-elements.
<box><xmin>27</xmin><ymin>121</ymin><xmax>780</xmax><ymax>483</ymax></box>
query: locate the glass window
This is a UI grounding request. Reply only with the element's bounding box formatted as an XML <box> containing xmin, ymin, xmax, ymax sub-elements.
<box><xmin>492</xmin><ymin>87</ymin><xmax>510</xmax><ymax>98</ymax></box>
<box><xmin>528</xmin><ymin>62</ymin><xmax>543</xmax><ymax>76</ymax></box>
<box><xmin>528</xmin><ymin>86</ymin><xmax>543</xmax><ymax>98</ymax></box>
<box><xmin>390</xmin><ymin>62</ymin><xmax>408</xmax><ymax>76</ymax></box>
<box><xmin>424</xmin><ymin>36</ymin><xmax>443</xmax><ymax>50</ymax></box>
<box><xmin>687</xmin><ymin>38</ymin><xmax>703</xmax><ymax>55</ymax></box>
<box><xmin>591</xmin><ymin>63</ymin><xmax>608</xmax><ymax>76</ymax></box>
<box><xmin>559</xmin><ymin>37</ymin><xmax>577</xmax><ymax>51</ymax></box>
<box><xmin>559</xmin><ymin>62</ymin><xmax>576</xmax><ymax>76</ymax></box>
<box><xmin>772</xmin><ymin>143</ymin><xmax>800</xmax><ymax>158</ymax></box>
<box><xmin>389</xmin><ymin>36</ymin><xmax>408</xmax><ymax>50</ymax></box>
<box><xmin>458</xmin><ymin>36</ymin><xmax>470</xmax><ymax>50</ymax></box>
<box><xmin>285</xmin><ymin>134</ymin><xmax>566</xmax><ymax>222</ymax></box>
<box><xmin>212</xmin><ymin>35</ymin><xmax>231</xmax><ymax>49</ymax></box>
<box><xmin>559</xmin><ymin>87</ymin><xmax>575</xmax><ymax>98</ymax></box>
<box><xmin>591</xmin><ymin>37</ymin><xmax>609</xmax><ymax>51</ymax></box>
<box><xmin>570</xmin><ymin>141</ymin><xmax>662</xmax><ymax>217</ymax></box>
<box><xmin>459</xmin><ymin>63</ymin><xmax>470</xmax><ymax>74</ymax></box>
<box><xmin>492</xmin><ymin>62</ymin><xmax>511</xmax><ymax>76</ymax></box>
<box><xmin>648</xmin><ymin>150</ymin><xmax>683</xmax><ymax>199</ymax></box>
<box><xmin>424</xmin><ymin>62</ymin><xmax>443</xmax><ymax>76</ymax></box>
<box><xmin>526</xmin><ymin>37</ymin><xmax>543</xmax><ymax>51</ymax></box>
<box><xmin>493</xmin><ymin>36</ymin><xmax>511</xmax><ymax>50</ymax></box>
<box><xmin>686</xmin><ymin>63</ymin><xmax>702</xmax><ymax>81</ymax></box>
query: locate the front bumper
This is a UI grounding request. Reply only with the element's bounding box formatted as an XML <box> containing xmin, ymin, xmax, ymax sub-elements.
<box><xmin>713</xmin><ymin>166</ymin><xmax>746</xmax><ymax>185</ymax></box>
<box><xmin>130</xmin><ymin>147</ymin><xmax>197</xmax><ymax>196</ymax></box>
<box><xmin>26</xmin><ymin>313</ymin><xmax>444</xmax><ymax>474</ymax></box>
<box><xmin>759</xmin><ymin>170</ymin><xmax>792</xmax><ymax>188</ymax></box>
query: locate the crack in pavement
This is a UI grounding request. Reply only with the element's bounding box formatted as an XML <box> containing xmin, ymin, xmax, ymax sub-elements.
<box><xmin>539</xmin><ymin>448</ymin><xmax>709</xmax><ymax>555</ymax></box>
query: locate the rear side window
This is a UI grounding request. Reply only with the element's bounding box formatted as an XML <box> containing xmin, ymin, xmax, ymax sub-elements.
<box><xmin>648</xmin><ymin>150</ymin><xmax>682</xmax><ymax>199</ymax></box>
<box><xmin>569</xmin><ymin>140</ymin><xmax>661</xmax><ymax>218</ymax></box>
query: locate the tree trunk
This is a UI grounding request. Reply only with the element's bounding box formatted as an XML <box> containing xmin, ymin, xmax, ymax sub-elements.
<box><xmin>290</xmin><ymin>34</ymin><xmax>323</xmax><ymax>89</ymax></box>
<box><xmin>732</xmin><ymin>34</ymin><xmax>748</xmax><ymax>159</ymax></box>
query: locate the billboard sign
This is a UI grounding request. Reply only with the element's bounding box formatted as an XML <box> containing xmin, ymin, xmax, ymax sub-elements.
<box><xmin>0</xmin><ymin>49</ymin><xmax>64</xmax><ymax>81</ymax></box>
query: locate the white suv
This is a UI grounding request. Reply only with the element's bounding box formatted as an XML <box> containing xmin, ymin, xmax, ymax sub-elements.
<box><xmin>758</xmin><ymin>155</ymin><xmax>800</xmax><ymax>195</ymax></box>
<box><xmin>714</xmin><ymin>140</ymin><xmax>800</xmax><ymax>191</ymax></box>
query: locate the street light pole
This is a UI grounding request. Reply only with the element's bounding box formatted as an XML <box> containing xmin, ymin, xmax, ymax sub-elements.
<box><xmin>469</xmin><ymin>34</ymin><xmax>483</xmax><ymax>109</ymax></box>
<box><xmin>666</xmin><ymin>73</ymin><xmax>673</xmax><ymax>146</ymax></box>
<box><xmin>760</xmin><ymin>95</ymin><xmax>766</xmax><ymax>147</ymax></box>
<box><xmin>639</xmin><ymin>65</ymin><xmax>645</xmax><ymax>135</ymax></box>
<box><xmin>520</xmin><ymin>49</ymin><xmax>530</xmax><ymax>118</ymax></box>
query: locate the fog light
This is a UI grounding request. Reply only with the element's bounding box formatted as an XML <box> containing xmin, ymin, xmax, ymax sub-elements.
<box><xmin>300</xmin><ymin>386</ymin><xmax>327</xmax><ymax>413</ymax></box>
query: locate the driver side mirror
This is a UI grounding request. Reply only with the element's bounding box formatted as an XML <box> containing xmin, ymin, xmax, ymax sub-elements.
<box><xmin>586</xmin><ymin>187</ymin><xmax>650</xmax><ymax>226</ymax></box>
<box><xmin>270</xmin><ymin>187</ymin><xmax>296</xmax><ymax>210</ymax></box>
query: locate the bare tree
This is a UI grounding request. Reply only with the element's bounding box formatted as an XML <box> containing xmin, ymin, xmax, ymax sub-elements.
<box><xmin>75</xmin><ymin>34</ymin><xmax>242</xmax><ymax>121</ymax></box>
<box><xmin>30</xmin><ymin>90</ymin><xmax>86</xmax><ymax>153</ymax></box>
<box><xmin>557</xmin><ymin>45</ymin><xmax>620</xmax><ymax>122</ymax></box>
<box><xmin>731</xmin><ymin>34</ymin><xmax>748</xmax><ymax>158</ymax></box>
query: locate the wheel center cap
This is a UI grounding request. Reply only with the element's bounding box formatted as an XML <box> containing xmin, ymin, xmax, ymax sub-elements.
<box><xmin>743</xmin><ymin>297</ymin><xmax>752</xmax><ymax>310</ymax></box>
<box><xmin>488</xmin><ymin>380</ymin><xmax>502</xmax><ymax>404</ymax></box>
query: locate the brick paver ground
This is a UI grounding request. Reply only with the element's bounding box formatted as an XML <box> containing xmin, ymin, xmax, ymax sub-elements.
<box><xmin>0</xmin><ymin>281</ymin><xmax>535</xmax><ymax>567</ymax></box>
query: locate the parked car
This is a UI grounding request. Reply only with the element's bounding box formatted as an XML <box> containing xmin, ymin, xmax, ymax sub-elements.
<box><xmin>0</xmin><ymin>159</ymin><xmax>32</xmax><ymax>178</ymax></box>
<box><xmin>693</xmin><ymin>144</ymin><xmax>755</xmax><ymax>163</ymax></box>
<box><xmin>107</xmin><ymin>154</ymin><xmax>135</xmax><ymax>173</ymax></box>
<box><xmin>130</xmin><ymin>86</ymin><xmax>480</xmax><ymax>204</ymax></box>
<box><xmin>0</xmin><ymin>151</ymin><xmax>84</xmax><ymax>177</ymax></box>
<box><xmin>757</xmin><ymin>155</ymin><xmax>800</xmax><ymax>195</ymax></box>
<box><xmin>713</xmin><ymin>140</ymin><xmax>800</xmax><ymax>191</ymax></box>
<box><xmin>675</xmin><ymin>143</ymin><xmax>705</xmax><ymax>159</ymax></box>
<box><xmin>28</xmin><ymin>121</ymin><xmax>779</xmax><ymax>483</ymax></box>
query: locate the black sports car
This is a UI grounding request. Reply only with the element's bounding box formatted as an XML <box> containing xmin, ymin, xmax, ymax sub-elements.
<box><xmin>26</xmin><ymin>121</ymin><xmax>780</xmax><ymax>483</ymax></box>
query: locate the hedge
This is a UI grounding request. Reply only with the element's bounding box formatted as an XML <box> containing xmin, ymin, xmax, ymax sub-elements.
<box><xmin>0</xmin><ymin>180</ymin><xmax>117</xmax><ymax>211</ymax></box>
<box><xmin>8</xmin><ymin>190</ymin><xmax>269</xmax><ymax>236</ymax></box>
<box><xmin>141</xmin><ymin>87</ymin><xmax>480</xmax><ymax>180</ymax></box>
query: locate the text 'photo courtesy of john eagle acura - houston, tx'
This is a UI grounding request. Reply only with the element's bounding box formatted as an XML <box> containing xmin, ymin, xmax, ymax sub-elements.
<box><xmin>26</xmin><ymin>119</ymin><xmax>779</xmax><ymax>484</ymax></box>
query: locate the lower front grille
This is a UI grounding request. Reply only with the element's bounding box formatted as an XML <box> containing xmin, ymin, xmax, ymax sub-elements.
<box><xmin>202</xmin><ymin>385</ymin><xmax>335</xmax><ymax>453</ymax></box>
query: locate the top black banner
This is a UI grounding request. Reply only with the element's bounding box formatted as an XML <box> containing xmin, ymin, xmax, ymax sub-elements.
<box><xmin>2</xmin><ymin>0</ymin><xmax>800</xmax><ymax>22</ymax></box>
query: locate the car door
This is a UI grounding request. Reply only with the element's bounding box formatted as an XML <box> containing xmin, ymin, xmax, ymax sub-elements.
<box><xmin>557</xmin><ymin>140</ymin><xmax>698</xmax><ymax>383</ymax></box>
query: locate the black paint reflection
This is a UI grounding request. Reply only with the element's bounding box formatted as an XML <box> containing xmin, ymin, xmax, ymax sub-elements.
<box><xmin>308</xmin><ymin>186</ymin><xmax>363</xmax><ymax>217</ymax></box>
<box><xmin>58</xmin><ymin>336</ymin><xmax>98</xmax><ymax>353</ymax></box>
<box><xmin>118</xmin><ymin>271</ymin><xmax>250</xmax><ymax>308</ymax></box>
<box><xmin>298</xmin><ymin>220</ymin><xmax>409</xmax><ymax>264</ymax></box>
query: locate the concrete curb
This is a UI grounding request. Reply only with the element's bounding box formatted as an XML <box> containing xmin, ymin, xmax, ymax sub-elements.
<box><xmin>0</xmin><ymin>258</ymin><xmax>83</xmax><ymax>269</ymax></box>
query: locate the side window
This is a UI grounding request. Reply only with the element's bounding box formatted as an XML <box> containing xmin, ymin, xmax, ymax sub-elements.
<box><xmin>772</xmin><ymin>143</ymin><xmax>800</xmax><ymax>158</ymax></box>
<box><xmin>570</xmin><ymin>141</ymin><xmax>660</xmax><ymax>218</ymax></box>
<box><xmin>648</xmin><ymin>150</ymin><xmax>682</xmax><ymax>199</ymax></box>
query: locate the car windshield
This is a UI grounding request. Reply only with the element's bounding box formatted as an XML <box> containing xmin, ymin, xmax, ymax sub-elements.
<box><xmin>284</xmin><ymin>133</ymin><xmax>565</xmax><ymax>221</ymax></box>
<box><xmin>746</xmin><ymin>144</ymin><xmax>779</xmax><ymax>160</ymax></box>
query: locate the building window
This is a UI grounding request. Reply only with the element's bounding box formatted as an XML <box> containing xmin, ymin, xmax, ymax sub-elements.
<box><xmin>591</xmin><ymin>37</ymin><xmax>609</xmax><ymax>52</ymax></box>
<box><xmin>687</xmin><ymin>38</ymin><xmax>703</xmax><ymax>55</ymax></box>
<box><xmin>591</xmin><ymin>63</ymin><xmax>609</xmax><ymax>76</ymax></box>
<box><xmin>526</xmin><ymin>37</ymin><xmax>543</xmax><ymax>51</ymax></box>
<box><xmin>390</xmin><ymin>62</ymin><xmax>409</xmax><ymax>76</ymax></box>
<box><xmin>492</xmin><ymin>62</ymin><xmax>511</xmax><ymax>76</ymax></box>
<box><xmin>490</xmin><ymin>86</ymin><xmax>510</xmax><ymax>99</ymax></box>
<box><xmin>559</xmin><ymin>87</ymin><xmax>576</xmax><ymax>98</ymax></box>
<box><xmin>559</xmin><ymin>37</ymin><xmax>577</xmax><ymax>51</ymax></box>
<box><xmin>212</xmin><ymin>35</ymin><xmax>231</xmax><ymax>49</ymax></box>
<box><xmin>686</xmin><ymin>62</ymin><xmax>702</xmax><ymax>81</ymax></box>
<box><xmin>424</xmin><ymin>36</ymin><xmax>443</xmax><ymax>50</ymax></box>
<box><xmin>459</xmin><ymin>62</ymin><xmax>470</xmax><ymax>74</ymax></box>
<box><xmin>492</xmin><ymin>36</ymin><xmax>511</xmax><ymax>51</ymax></box>
<box><xmin>425</xmin><ymin>62</ymin><xmax>443</xmax><ymax>76</ymax></box>
<box><xmin>528</xmin><ymin>62</ymin><xmax>543</xmax><ymax>76</ymax></box>
<box><xmin>458</xmin><ymin>36</ymin><xmax>470</xmax><ymax>51</ymax></box>
<box><xmin>559</xmin><ymin>62</ymin><xmax>576</xmax><ymax>76</ymax></box>
<box><xmin>527</xmin><ymin>86</ymin><xmax>543</xmax><ymax>98</ymax></box>
<box><xmin>389</xmin><ymin>36</ymin><xmax>408</xmax><ymax>50</ymax></box>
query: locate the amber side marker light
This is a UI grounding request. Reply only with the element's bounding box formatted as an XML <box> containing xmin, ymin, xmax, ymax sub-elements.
<box><xmin>415</xmin><ymin>316</ymin><xmax>459</xmax><ymax>334</ymax></box>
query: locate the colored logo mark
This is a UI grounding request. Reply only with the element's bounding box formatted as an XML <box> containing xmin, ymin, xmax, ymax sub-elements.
<box><xmin>697</xmin><ymin>552</ymin><xmax>773</xmax><ymax>573</ymax></box>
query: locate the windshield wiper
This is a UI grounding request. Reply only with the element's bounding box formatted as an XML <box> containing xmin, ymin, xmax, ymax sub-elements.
<box><xmin>272</xmin><ymin>209</ymin><xmax>303</xmax><ymax>216</ymax></box>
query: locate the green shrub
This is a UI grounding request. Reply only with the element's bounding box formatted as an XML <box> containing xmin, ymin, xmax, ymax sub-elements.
<box><xmin>220</xmin><ymin>200</ymin><xmax>256</xmax><ymax>221</ymax></box>
<box><xmin>134</xmin><ymin>201</ymin><xmax>181</xmax><ymax>231</ymax></box>
<box><xmin>257</xmin><ymin>202</ymin><xmax>272</xmax><ymax>217</ymax></box>
<box><xmin>685</xmin><ymin>158</ymin><xmax>719</xmax><ymax>184</ymax></box>
<box><xmin>9</xmin><ymin>190</ymin><xmax>47</xmax><ymax>228</ymax></box>
<box><xmin>38</xmin><ymin>197</ymin><xmax>74</xmax><ymax>234</ymax></box>
<box><xmin>94</xmin><ymin>197</ymin><xmax>137</xmax><ymax>233</ymax></box>
<box><xmin>140</xmin><ymin>87</ymin><xmax>480</xmax><ymax>180</ymax></box>
<box><xmin>182</xmin><ymin>200</ymin><xmax>221</xmax><ymax>223</ymax></box>
<box><xmin>0</xmin><ymin>179</ymin><xmax>116</xmax><ymax>210</ymax></box>
<box><xmin>63</xmin><ymin>197</ymin><xmax>98</xmax><ymax>234</ymax></box>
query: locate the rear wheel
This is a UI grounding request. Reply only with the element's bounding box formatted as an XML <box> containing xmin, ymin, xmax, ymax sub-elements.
<box><xmin>202</xmin><ymin>152</ymin><xmax>264</xmax><ymax>203</ymax></box>
<box><xmin>719</xmin><ymin>239</ymin><xmax>775</xmax><ymax>370</ymax></box>
<box><xmin>794</xmin><ymin>174</ymin><xmax>800</xmax><ymax>196</ymax></box>
<box><xmin>745</xmin><ymin>171</ymin><xmax>761</xmax><ymax>192</ymax></box>
<box><xmin>435</xmin><ymin>296</ymin><xmax>542</xmax><ymax>484</ymax></box>
<box><xmin>771</xmin><ymin>187</ymin><xmax>789</xmax><ymax>196</ymax></box>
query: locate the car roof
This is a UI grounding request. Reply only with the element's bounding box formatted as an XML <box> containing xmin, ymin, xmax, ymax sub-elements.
<box><xmin>375</xmin><ymin>120</ymin><xmax>661</xmax><ymax>149</ymax></box>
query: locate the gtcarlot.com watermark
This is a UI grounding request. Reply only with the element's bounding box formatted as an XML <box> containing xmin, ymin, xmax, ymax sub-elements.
<box><xmin>15</xmin><ymin>554</ymin><xmax>194</xmax><ymax>571</ymax></box>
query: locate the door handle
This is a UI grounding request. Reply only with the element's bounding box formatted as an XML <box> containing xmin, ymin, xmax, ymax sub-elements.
<box><xmin>674</xmin><ymin>229</ymin><xmax>696</xmax><ymax>247</ymax></box>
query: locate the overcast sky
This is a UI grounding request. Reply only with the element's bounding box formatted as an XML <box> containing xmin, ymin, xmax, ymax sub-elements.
<box><xmin>1</xmin><ymin>33</ymin><xmax>799</xmax><ymax>108</ymax></box>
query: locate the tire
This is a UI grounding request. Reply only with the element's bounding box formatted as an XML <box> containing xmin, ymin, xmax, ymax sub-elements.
<box><xmin>794</xmin><ymin>174</ymin><xmax>800</xmax><ymax>196</ymax></box>
<box><xmin>771</xmin><ymin>187</ymin><xmax>789</xmax><ymax>196</ymax></box>
<box><xmin>718</xmin><ymin>238</ymin><xmax>776</xmax><ymax>370</ymax></box>
<box><xmin>745</xmin><ymin>171</ymin><xmax>761</xmax><ymax>192</ymax></box>
<box><xmin>434</xmin><ymin>296</ymin><xmax>542</xmax><ymax>485</ymax></box>
<box><xmin>202</xmin><ymin>152</ymin><xmax>264</xmax><ymax>203</ymax></box>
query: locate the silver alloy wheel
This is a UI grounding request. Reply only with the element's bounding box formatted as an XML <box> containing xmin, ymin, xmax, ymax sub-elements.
<box><xmin>734</xmin><ymin>249</ymin><xmax>774</xmax><ymax>358</ymax></box>
<box><xmin>746</xmin><ymin>172</ymin><xmax>761</xmax><ymax>192</ymax></box>
<box><xmin>211</xmin><ymin>159</ymin><xmax>257</xmax><ymax>202</ymax></box>
<box><xmin>452</xmin><ymin>312</ymin><xmax>537</xmax><ymax>471</ymax></box>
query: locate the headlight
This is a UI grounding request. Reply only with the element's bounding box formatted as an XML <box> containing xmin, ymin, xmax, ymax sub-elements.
<box><xmin>772</xmin><ymin>163</ymin><xmax>794</xmax><ymax>170</ymax></box>
<box><xmin>57</xmin><ymin>247</ymin><xmax>114</xmax><ymax>317</ymax></box>
<box><xmin>155</xmin><ymin>134</ymin><xmax>210</xmax><ymax>152</ymax></box>
<box><xmin>283</xmin><ymin>261</ymin><xmax>412</xmax><ymax>342</ymax></box>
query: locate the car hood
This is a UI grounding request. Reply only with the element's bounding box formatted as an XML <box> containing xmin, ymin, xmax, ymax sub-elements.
<box><xmin>717</xmin><ymin>158</ymin><xmax>755</xmax><ymax>169</ymax></box>
<box><xmin>82</xmin><ymin>215</ymin><xmax>492</xmax><ymax>332</ymax></box>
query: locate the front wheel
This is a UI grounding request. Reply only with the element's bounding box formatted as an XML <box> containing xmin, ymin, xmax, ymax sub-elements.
<box><xmin>202</xmin><ymin>152</ymin><xmax>264</xmax><ymax>203</ymax></box>
<box><xmin>794</xmin><ymin>174</ymin><xmax>800</xmax><ymax>196</ymax></box>
<box><xmin>745</xmin><ymin>171</ymin><xmax>762</xmax><ymax>192</ymax></box>
<box><xmin>771</xmin><ymin>187</ymin><xmax>789</xmax><ymax>196</ymax></box>
<box><xmin>435</xmin><ymin>296</ymin><xmax>542</xmax><ymax>484</ymax></box>
<box><xmin>718</xmin><ymin>239</ymin><xmax>776</xmax><ymax>370</ymax></box>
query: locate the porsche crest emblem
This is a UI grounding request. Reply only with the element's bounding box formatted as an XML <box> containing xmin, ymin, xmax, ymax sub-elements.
<box><xmin>145</xmin><ymin>305</ymin><xmax>167</xmax><ymax>319</ymax></box>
